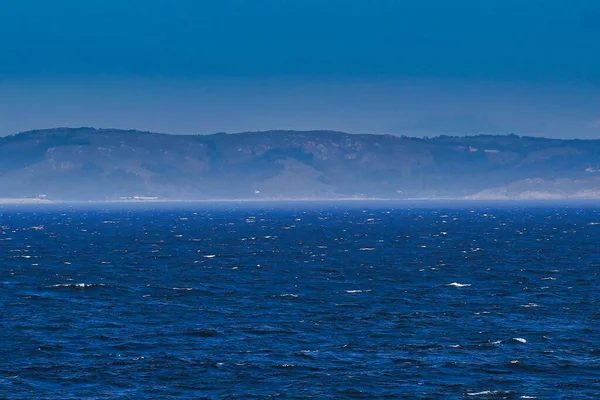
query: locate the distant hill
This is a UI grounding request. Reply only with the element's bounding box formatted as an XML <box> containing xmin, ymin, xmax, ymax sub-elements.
<box><xmin>1</xmin><ymin>127</ymin><xmax>600</xmax><ymax>201</ymax></box>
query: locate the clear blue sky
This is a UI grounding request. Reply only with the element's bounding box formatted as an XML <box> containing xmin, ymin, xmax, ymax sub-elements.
<box><xmin>1</xmin><ymin>0</ymin><xmax>599</xmax><ymax>137</ymax></box>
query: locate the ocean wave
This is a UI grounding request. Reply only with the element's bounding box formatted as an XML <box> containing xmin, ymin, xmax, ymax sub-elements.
<box><xmin>467</xmin><ymin>391</ymin><xmax>501</xmax><ymax>396</ymax></box>
<box><xmin>447</xmin><ymin>282</ymin><xmax>471</xmax><ymax>288</ymax></box>
<box><xmin>184</xmin><ymin>328</ymin><xmax>220</xmax><ymax>337</ymax></box>
<box><xmin>49</xmin><ymin>283</ymin><xmax>110</xmax><ymax>289</ymax></box>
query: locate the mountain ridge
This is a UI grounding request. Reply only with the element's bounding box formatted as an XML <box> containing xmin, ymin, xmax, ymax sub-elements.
<box><xmin>1</xmin><ymin>127</ymin><xmax>599</xmax><ymax>201</ymax></box>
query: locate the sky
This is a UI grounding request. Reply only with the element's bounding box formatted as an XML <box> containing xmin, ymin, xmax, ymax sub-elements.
<box><xmin>0</xmin><ymin>0</ymin><xmax>599</xmax><ymax>138</ymax></box>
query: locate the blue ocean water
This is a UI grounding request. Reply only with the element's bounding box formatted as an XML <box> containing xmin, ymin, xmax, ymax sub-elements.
<box><xmin>1</xmin><ymin>202</ymin><xmax>599</xmax><ymax>399</ymax></box>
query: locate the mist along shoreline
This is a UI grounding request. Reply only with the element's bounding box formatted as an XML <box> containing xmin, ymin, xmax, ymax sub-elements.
<box><xmin>1</xmin><ymin>197</ymin><xmax>600</xmax><ymax>207</ymax></box>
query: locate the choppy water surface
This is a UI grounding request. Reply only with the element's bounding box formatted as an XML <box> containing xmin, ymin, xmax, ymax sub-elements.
<box><xmin>1</xmin><ymin>203</ymin><xmax>599</xmax><ymax>399</ymax></box>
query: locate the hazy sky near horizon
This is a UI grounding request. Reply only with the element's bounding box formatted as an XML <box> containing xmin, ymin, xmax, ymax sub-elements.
<box><xmin>1</xmin><ymin>0</ymin><xmax>599</xmax><ymax>138</ymax></box>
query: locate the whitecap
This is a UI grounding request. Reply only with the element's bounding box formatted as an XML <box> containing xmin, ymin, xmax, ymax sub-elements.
<box><xmin>513</xmin><ymin>337</ymin><xmax>527</xmax><ymax>343</ymax></box>
<box><xmin>279</xmin><ymin>294</ymin><xmax>298</xmax><ymax>298</ymax></box>
<box><xmin>359</xmin><ymin>247</ymin><xmax>375</xmax><ymax>251</ymax></box>
<box><xmin>172</xmin><ymin>287</ymin><xmax>193</xmax><ymax>291</ymax></box>
<box><xmin>51</xmin><ymin>283</ymin><xmax>107</xmax><ymax>289</ymax></box>
<box><xmin>346</xmin><ymin>289</ymin><xmax>371</xmax><ymax>293</ymax></box>
<box><xmin>520</xmin><ymin>303</ymin><xmax>539</xmax><ymax>308</ymax></box>
<box><xmin>467</xmin><ymin>391</ymin><xmax>500</xmax><ymax>396</ymax></box>
<box><xmin>447</xmin><ymin>282</ymin><xmax>471</xmax><ymax>288</ymax></box>
<box><xmin>204</xmin><ymin>255</ymin><xmax>216</xmax><ymax>258</ymax></box>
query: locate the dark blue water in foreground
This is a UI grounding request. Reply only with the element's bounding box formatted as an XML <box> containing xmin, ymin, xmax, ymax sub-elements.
<box><xmin>1</xmin><ymin>203</ymin><xmax>599</xmax><ymax>399</ymax></box>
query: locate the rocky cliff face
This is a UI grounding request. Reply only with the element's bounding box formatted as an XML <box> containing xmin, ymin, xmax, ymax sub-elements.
<box><xmin>1</xmin><ymin>128</ymin><xmax>599</xmax><ymax>200</ymax></box>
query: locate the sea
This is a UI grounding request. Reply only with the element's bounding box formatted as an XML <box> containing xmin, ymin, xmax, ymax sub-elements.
<box><xmin>1</xmin><ymin>201</ymin><xmax>599</xmax><ymax>399</ymax></box>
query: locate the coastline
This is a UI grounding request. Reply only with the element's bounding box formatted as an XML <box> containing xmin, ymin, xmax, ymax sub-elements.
<box><xmin>2</xmin><ymin>196</ymin><xmax>600</xmax><ymax>206</ymax></box>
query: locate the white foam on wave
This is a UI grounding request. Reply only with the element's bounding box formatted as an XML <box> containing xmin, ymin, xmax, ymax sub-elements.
<box><xmin>346</xmin><ymin>289</ymin><xmax>371</xmax><ymax>293</ymax></box>
<box><xmin>51</xmin><ymin>283</ymin><xmax>107</xmax><ymax>288</ymax></box>
<box><xmin>520</xmin><ymin>303</ymin><xmax>539</xmax><ymax>308</ymax></box>
<box><xmin>277</xmin><ymin>363</ymin><xmax>296</xmax><ymax>368</ymax></box>
<box><xmin>447</xmin><ymin>282</ymin><xmax>471</xmax><ymax>288</ymax></box>
<box><xmin>513</xmin><ymin>337</ymin><xmax>527</xmax><ymax>343</ymax></box>
<box><xmin>279</xmin><ymin>294</ymin><xmax>298</xmax><ymax>298</ymax></box>
<box><xmin>172</xmin><ymin>287</ymin><xmax>193</xmax><ymax>291</ymax></box>
<box><xmin>359</xmin><ymin>247</ymin><xmax>375</xmax><ymax>251</ymax></box>
<box><xmin>203</xmin><ymin>255</ymin><xmax>216</xmax><ymax>258</ymax></box>
<box><xmin>467</xmin><ymin>391</ymin><xmax>500</xmax><ymax>396</ymax></box>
